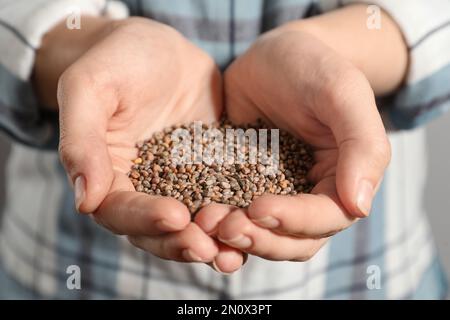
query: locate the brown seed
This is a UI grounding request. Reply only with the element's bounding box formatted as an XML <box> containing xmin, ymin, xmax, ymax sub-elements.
<box><xmin>151</xmin><ymin>177</ymin><xmax>160</xmax><ymax>184</ymax></box>
<box><xmin>129</xmin><ymin>119</ymin><xmax>314</xmax><ymax>214</ymax></box>
<box><xmin>220</xmin><ymin>182</ymin><xmax>231</xmax><ymax>189</ymax></box>
<box><xmin>143</xmin><ymin>180</ymin><xmax>151</xmax><ymax>188</ymax></box>
<box><xmin>130</xmin><ymin>170</ymin><xmax>140</xmax><ymax>179</ymax></box>
<box><xmin>257</xmin><ymin>164</ymin><xmax>265</xmax><ymax>174</ymax></box>
<box><xmin>145</xmin><ymin>151</ymin><xmax>154</xmax><ymax>161</ymax></box>
<box><xmin>230</xmin><ymin>181</ymin><xmax>240</xmax><ymax>191</ymax></box>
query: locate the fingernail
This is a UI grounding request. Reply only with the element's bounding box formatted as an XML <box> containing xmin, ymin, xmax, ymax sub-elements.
<box><xmin>251</xmin><ymin>216</ymin><xmax>280</xmax><ymax>229</ymax></box>
<box><xmin>182</xmin><ymin>249</ymin><xmax>204</xmax><ymax>262</ymax></box>
<box><xmin>219</xmin><ymin>234</ymin><xmax>252</xmax><ymax>249</ymax></box>
<box><xmin>211</xmin><ymin>260</ymin><xmax>232</xmax><ymax>275</ymax></box>
<box><xmin>356</xmin><ymin>179</ymin><xmax>374</xmax><ymax>217</ymax></box>
<box><xmin>74</xmin><ymin>175</ymin><xmax>85</xmax><ymax>212</ymax></box>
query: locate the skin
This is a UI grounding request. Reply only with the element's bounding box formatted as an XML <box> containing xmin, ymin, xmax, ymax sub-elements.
<box><xmin>35</xmin><ymin>16</ymin><xmax>244</xmax><ymax>273</ymax></box>
<box><xmin>195</xmin><ymin>5</ymin><xmax>407</xmax><ymax>261</ymax></box>
<box><xmin>34</xmin><ymin>5</ymin><xmax>407</xmax><ymax>271</ymax></box>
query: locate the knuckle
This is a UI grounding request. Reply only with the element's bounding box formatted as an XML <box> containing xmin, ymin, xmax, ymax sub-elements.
<box><xmin>320</xmin><ymin>64</ymin><xmax>371</xmax><ymax>109</ymax></box>
<box><xmin>368</xmin><ymin>136</ymin><xmax>392</xmax><ymax>168</ymax></box>
<box><xmin>57</xmin><ymin>66</ymin><xmax>89</xmax><ymax>96</ymax></box>
<box><xmin>60</xmin><ymin>63</ymin><xmax>114</xmax><ymax>99</ymax></box>
<box><xmin>57</xmin><ymin>68</ymin><xmax>74</xmax><ymax>89</ymax></box>
<box><xmin>58</xmin><ymin>140</ymin><xmax>79</xmax><ymax>171</ymax></box>
<box><xmin>83</xmin><ymin>68</ymin><xmax>114</xmax><ymax>94</ymax></box>
<box><xmin>58</xmin><ymin>133</ymin><xmax>104</xmax><ymax>171</ymax></box>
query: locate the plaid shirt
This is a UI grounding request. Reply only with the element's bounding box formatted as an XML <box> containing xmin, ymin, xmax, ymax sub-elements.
<box><xmin>0</xmin><ymin>0</ymin><xmax>448</xmax><ymax>299</ymax></box>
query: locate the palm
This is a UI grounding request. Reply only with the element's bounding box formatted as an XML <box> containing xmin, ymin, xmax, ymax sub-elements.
<box><xmin>105</xmin><ymin>80</ymin><xmax>222</xmax><ymax>178</ymax></box>
<box><xmin>209</xmin><ymin>29</ymin><xmax>385</xmax><ymax>257</ymax></box>
<box><xmin>226</xmin><ymin>102</ymin><xmax>342</xmax><ymax>237</ymax></box>
<box><xmin>225</xmin><ymin>55</ymin><xmax>341</xmax><ymax>209</ymax></box>
<box><xmin>73</xmin><ymin>20</ymin><xmax>223</xmax><ymax>190</ymax></box>
<box><xmin>105</xmin><ymin>99</ymin><xmax>222</xmax><ymax>199</ymax></box>
<box><xmin>192</xmin><ymin>30</ymin><xmax>391</xmax><ymax>263</ymax></box>
<box><xmin>226</xmin><ymin>27</ymin><xmax>388</xmax><ymax>212</ymax></box>
<box><xmin>58</xmin><ymin>19</ymin><xmax>247</xmax><ymax>271</ymax></box>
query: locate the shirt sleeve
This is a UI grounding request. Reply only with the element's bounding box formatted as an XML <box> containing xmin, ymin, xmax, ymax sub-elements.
<box><xmin>0</xmin><ymin>0</ymin><xmax>128</xmax><ymax>148</ymax></box>
<box><xmin>317</xmin><ymin>0</ymin><xmax>450</xmax><ymax>130</ymax></box>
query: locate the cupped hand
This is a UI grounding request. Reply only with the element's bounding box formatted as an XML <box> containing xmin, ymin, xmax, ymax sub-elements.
<box><xmin>57</xmin><ymin>18</ymin><xmax>244</xmax><ymax>272</ymax></box>
<box><xmin>195</xmin><ymin>26</ymin><xmax>391</xmax><ymax>261</ymax></box>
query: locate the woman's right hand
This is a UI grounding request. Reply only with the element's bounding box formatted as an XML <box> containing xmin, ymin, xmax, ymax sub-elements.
<box><xmin>44</xmin><ymin>17</ymin><xmax>245</xmax><ymax>273</ymax></box>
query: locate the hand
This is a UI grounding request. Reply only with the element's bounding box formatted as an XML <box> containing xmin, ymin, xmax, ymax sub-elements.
<box><xmin>195</xmin><ymin>25</ymin><xmax>391</xmax><ymax>261</ymax></box>
<box><xmin>55</xmin><ymin>18</ymin><xmax>244</xmax><ymax>272</ymax></box>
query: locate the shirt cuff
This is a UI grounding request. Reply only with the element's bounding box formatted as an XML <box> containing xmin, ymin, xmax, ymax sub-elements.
<box><xmin>0</xmin><ymin>0</ymin><xmax>128</xmax><ymax>147</ymax></box>
<box><xmin>318</xmin><ymin>0</ymin><xmax>450</xmax><ymax>129</ymax></box>
<box><xmin>0</xmin><ymin>0</ymin><xmax>129</xmax><ymax>81</ymax></box>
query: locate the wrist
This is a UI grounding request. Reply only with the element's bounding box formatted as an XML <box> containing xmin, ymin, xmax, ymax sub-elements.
<box><xmin>277</xmin><ymin>4</ymin><xmax>408</xmax><ymax>96</ymax></box>
<box><xmin>33</xmin><ymin>16</ymin><xmax>116</xmax><ymax>109</ymax></box>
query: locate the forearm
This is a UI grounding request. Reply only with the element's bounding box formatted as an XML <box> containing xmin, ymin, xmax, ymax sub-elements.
<box><xmin>282</xmin><ymin>4</ymin><xmax>408</xmax><ymax>96</ymax></box>
<box><xmin>33</xmin><ymin>16</ymin><xmax>115</xmax><ymax>109</ymax></box>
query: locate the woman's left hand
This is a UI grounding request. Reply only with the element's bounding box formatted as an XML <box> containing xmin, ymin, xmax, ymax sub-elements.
<box><xmin>195</xmin><ymin>24</ymin><xmax>391</xmax><ymax>261</ymax></box>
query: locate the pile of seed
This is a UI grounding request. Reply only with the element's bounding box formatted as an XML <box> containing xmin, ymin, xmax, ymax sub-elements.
<box><xmin>128</xmin><ymin>120</ymin><xmax>314</xmax><ymax>214</ymax></box>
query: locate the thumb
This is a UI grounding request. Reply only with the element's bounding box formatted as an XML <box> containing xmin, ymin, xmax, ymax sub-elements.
<box><xmin>336</xmin><ymin>134</ymin><xmax>390</xmax><ymax>218</ymax></box>
<box><xmin>57</xmin><ymin>70</ymin><xmax>115</xmax><ymax>213</ymax></box>
<box><xmin>319</xmin><ymin>73</ymin><xmax>391</xmax><ymax>218</ymax></box>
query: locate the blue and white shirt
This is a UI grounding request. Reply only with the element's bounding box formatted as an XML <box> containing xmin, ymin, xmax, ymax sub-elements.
<box><xmin>0</xmin><ymin>0</ymin><xmax>448</xmax><ymax>299</ymax></box>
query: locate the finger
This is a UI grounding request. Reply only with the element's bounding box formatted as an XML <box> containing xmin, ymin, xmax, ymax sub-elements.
<box><xmin>57</xmin><ymin>67</ymin><xmax>117</xmax><ymax>213</ymax></box>
<box><xmin>195</xmin><ymin>204</ymin><xmax>247</xmax><ymax>273</ymax></box>
<box><xmin>194</xmin><ymin>203</ymin><xmax>237</xmax><ymax>235</ymax></box>
<box><xmin>208</xmin><ymin>241</ymin><xmax>246</xmax><ymax>274</ymax></box>
<box><xmin>128</xmin><ymin>223</ymin><xmax>219</xmax><ymax>263</ymax></box>
<box><xmin>94</xmin><ymin>172</ymin><xmax>191</xmax><ymax>236</ymax></box>
<box><xmin>317</xmin><ymin>70</ymin><xmax>391</xmax><ymax>217</ymax></box>
<box><xmin>247</xmin><ymin>177</ymin><xmax>357</xmax><ymax>237</ymax></box>
<box><xmin>217</xmin><ymin>209</ymin><xmax>327</xmax><ymax>261</ymax></box>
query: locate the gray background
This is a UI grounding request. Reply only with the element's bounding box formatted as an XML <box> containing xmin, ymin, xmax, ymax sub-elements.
<box><xmin>425</xmin><ymin>111</ymin><xmax>450</xmax><ymax>290</ymax></box>
<box><xmin>0</xmin><ymin>115</ymin><xmax>449</xmax><ymax>297</ymax></box>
